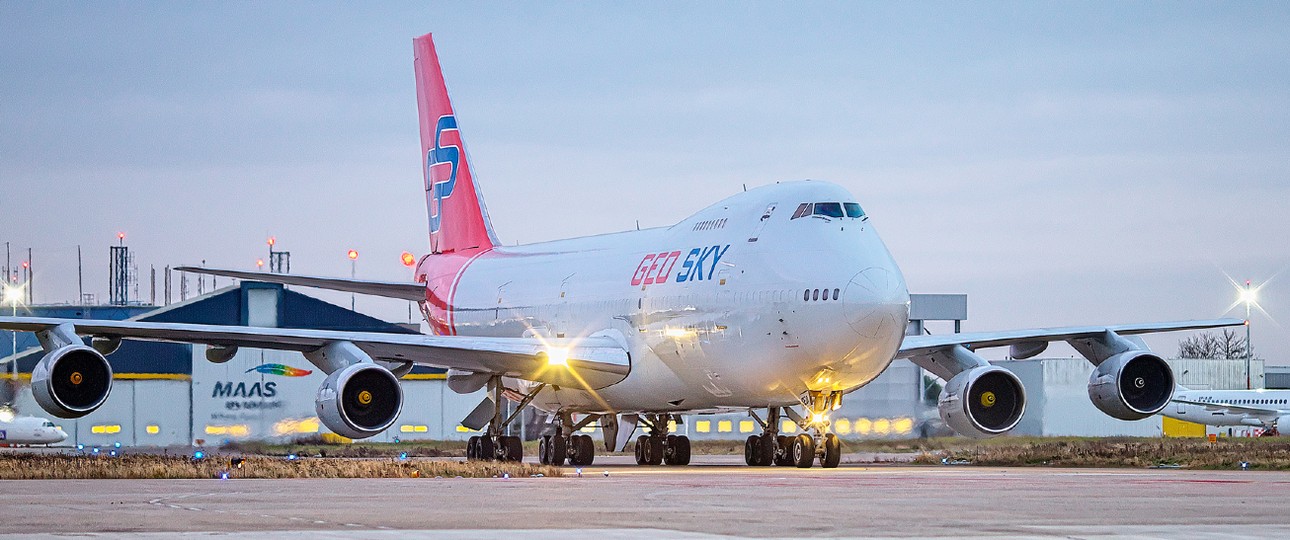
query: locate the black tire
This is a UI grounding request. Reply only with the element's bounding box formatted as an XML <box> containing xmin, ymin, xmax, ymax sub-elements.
<box><xmin>573</xmin><ymin>434</ymin><xmax>595</xmax><ymax>466</ymax></box>
<box><xmin>792</xmin><ymin>433</ymin><xmax>815</xmax><ymax>468</ymax></box>
<box><xmin>477</xmin><ymin>436</ymin><xmax>496</xmax><ymax>461</ymax></box>
<box><xmin>643</xmin><ymin>435</ymin><xmax>663</xmax><ymax>465</ymax></box>
<box><xmin>634</xmin><ymin>435</ymin><xmax>649</xmax><ymax>465</ymax></box>
<box><xmin>502</xmin><ymin>436</ymin><xmax>523</xmax><ymax>462</ymax></box>
<box><xmin>466</xmin><ymin>436</ymin><xmax>479</xmax><ymax>460</ymax></box>
<box><xmin>744</xmin><ymin>435</ymin><xmax>760</xmax><ymax>466</ymax></box>
<box><xmin>755</xmin><ymin>434</ymin><xmax>776</xmax><ymax>466</ymax></box>
<box><xmin>538</xmin><ymin>436</ymin><xmax>550</xmax><ymax>465</ymax></box>
<box><xmin>663</xmin><ymin>434</ymin><xmax>679</xmax><ymax>464</ymax></box>
<box><xmin>551</xmin><ymin>435</ymin><xmax>568</xmax><ymax>465</ymax></box>
<box><xmin>774</xmin><ymin>435</ymin><xmax>794</xmax><ymax>466</ymax></box>
<box><xmin>671</xmin><ymin>435</ymin><xmax>691</xmax><ymax>466</ymax></box>
<box><xmin>821</xmin><ymin>433</ymin><xmax>841</xmax><ymax>468</ymax></box>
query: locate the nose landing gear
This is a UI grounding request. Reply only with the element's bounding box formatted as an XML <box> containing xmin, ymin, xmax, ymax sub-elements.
<box><xmin>745</xmin><ymin>392</ymin><xmax>844</xmax><ymax>468</ymax></box>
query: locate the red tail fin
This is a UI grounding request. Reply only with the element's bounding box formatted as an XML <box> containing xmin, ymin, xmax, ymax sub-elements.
<box><xmin>413</xmin><ymin>33</ymin><xmax>497</xmax><ymax>254</ymax></box>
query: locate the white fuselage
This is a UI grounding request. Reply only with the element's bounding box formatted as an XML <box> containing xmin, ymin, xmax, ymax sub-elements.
<box><xmin>0</xmin><ymin>416</ymin><xmax>68</xmax><ymax>445</ymax></box>
<box><xmin>448</xmin><ymin>181</ymin><xmax>910</xmax><ymax>414</ymax></box>
<box><xmin>1169</xmin><ymin>389</ymin><xmax>1290</xmax><ymax>428</ymax></box>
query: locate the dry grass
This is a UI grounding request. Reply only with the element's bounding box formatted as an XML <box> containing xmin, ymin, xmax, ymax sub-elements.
<box><xmin>0</xmin><ymin>453</ymin><xmax>562</xmax><ymax>480</ymax></box>
<box><xmin>908</xmin><ymin>437</ymin><xmax>1290</xmax><ymax>469</ymax></box>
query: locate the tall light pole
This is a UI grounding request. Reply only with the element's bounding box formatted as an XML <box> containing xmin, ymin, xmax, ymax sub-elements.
<box><xmin>1241</xmin><ymin>279</ymin><xmax>1256</xmax><ymax>389</ymax></box>
<box><xmin>4</xmin><ymin>283</ymin><xmax>22</xmax><ymax>391</ymax></box>
<box><xmin>347</xmin><ymin>250</ymin><xmax>359</xmax><ymax>311</ymax></box>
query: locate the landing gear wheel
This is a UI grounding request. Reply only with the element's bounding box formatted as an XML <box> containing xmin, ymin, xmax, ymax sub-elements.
<box><xmin>569</xmin><ymin>434</ymin><xmax>595</xmax><ymax>466</ymax></box>
<box><xmin>538</xmin><ymin>436</ymin><xmax>550</xmax><ymax>464</ymax></box>
<box><xmin>467</xmin><ymin>436</ymin><xmax>480</xmax><ymax>460</ymax></box>
<box><xmin>664</xmin><ymin>435</ymin><xmax>691</xmax><ymax>465</ymax></box>
<box><xmin>774</xmin><ymin>435</ymin><xmax>794</xmax><ymax>466</ymax></box>
<box><xmin>744</xmin><ymin>435</ymin><xmax>775</xmax><ymax>466</ymax></box>
<box><xmin>635</xmin><ymin>435</ymin><xmax>648</xmax><ymax>465</ymax></box>
<box><xmin>792</xmin><ymin>433</ymin><xmax>815</xmax><ymax>468</ymax></box>
<box><xmin>477</xmin><ymin>436</ymin><xmax>496</xmax><ymax>461</ymax></box>
<box><xmin>820</xmin><ymin>433</ymin><xmax>841</xmax><ymax>468</ymax></box>
<box><xmin>501</xmin><ymin>435</ymin><xmax>523</xmax><ymax>462</ymax></box>
<box><xmin>744</xmin><ymin>435</ymin><xmax>760</xmax><ymax>466</ymax></box>
<box><xmin>637</xmin><ymin>435</ymin><xmax>663</xmax><ymax>465</ymax></box>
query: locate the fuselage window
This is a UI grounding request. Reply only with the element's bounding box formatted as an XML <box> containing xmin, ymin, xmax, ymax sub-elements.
<box><xmin>803</xmin><ymin>289</ymin><xmax>810</xmax><ymax>301</ymax></box>
<box><xmin>791</xmin><ymin>203</ymin><xmax>812</xmax><ymax>220</ymax></box>
<box><xmin>812</xmin><ymin>289</ymin><xmax>819</xmax><ymax>301</ymax></box>
<box><xmin>821</xmin><ymin>287</ymin><xmax>829</xmax><ymax>300</ymax></box>
<box><xmin>814</xmin><ymin>202</ymin><xmax>844</xmax><ymax>218</ymax></box>
<box><xmin>833</xmin><ymin>288</ymin><xmax>840</xmax><ymax>300</ymax></box>
<box><xmin>844</xmin><ymin>202</ymin><xmax>865</xmax><ymax>218</ymax></box>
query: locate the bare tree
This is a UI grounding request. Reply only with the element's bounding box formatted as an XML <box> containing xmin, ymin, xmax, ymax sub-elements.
<box><xmin>1177</xmin><ymin>329</ymin><xmax>1256</xmax><ymax>360</ymax></box>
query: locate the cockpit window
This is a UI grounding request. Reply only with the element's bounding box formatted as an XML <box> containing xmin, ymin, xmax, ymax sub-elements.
<box><xmin>813</xmin><ymin>202</ymin><xmax>844</xmax><ymax>218</ymax></box>
<box><xmin>792</xmin><ymin>202</ymin><xmax>866</xmax><ymax>220</ymax></box>
<box><xmin>43</xmin><ymin>421</ymin><xmax>55</xmax><ymax>428</ymax></box>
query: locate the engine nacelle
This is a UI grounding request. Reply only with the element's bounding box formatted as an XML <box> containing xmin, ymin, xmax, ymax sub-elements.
<box><xmin>31</xmin><ymin>345</ymin><xmax>113</xmax><ymax>419</ymax></box>
<box><xmin>1088</xmin><ymin>351</ymin><xmax>1174</xmax><ymax>420</ymax></box>
<box><xmin>938</xmin><ymin>366</ymin><xmax>1026</xmax><ymax>438</ymax></box>
<box><xmin>315</xmin><ymin>363</ymin><xmax>403</xmax><ymax>439</ymax></box>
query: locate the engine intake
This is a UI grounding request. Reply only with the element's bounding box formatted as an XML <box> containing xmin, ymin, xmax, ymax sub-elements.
<box><xmin>315</xmin><ymin>363</ymin><xmax>403</xmax><ymax>439</ymax></box>
<box><xmin>32</xmin><ymin>345</ymin><xmax>113</xmax><ymax>418</ymax></box>
<box><xmin>1088</xmin><ymin>351</ymin><xmax>1174</xmax><ymax>420</ymax></box>
<box><xmin>938</xmin><ymin>366</ymin><xmax>1026</xmax><ymax>438</ymax></box>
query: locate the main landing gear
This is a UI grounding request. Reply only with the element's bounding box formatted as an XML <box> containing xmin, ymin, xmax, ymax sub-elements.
<box><xmin>745</xmin><ymin>393</ymin><xmax>843</xmax><ymax>469</ymax></box>
<box><xmin>537</xmin><ymin>412</ymin><xmax>598</xmax><ymax>466</ymax></box>
<box><xmin>465</xmin><ymin>378</ymin><xmax>543</xmax><ymax>462</ymax></box>
<box><xmin>633</xmin><ymin>414</ymin><xmax>691</xmax><ymax>466</ymax></box>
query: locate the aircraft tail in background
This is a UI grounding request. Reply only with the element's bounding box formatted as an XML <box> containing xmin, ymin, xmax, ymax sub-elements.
<box><xmin>413</xmin><ymin>33</ymin><xmax>498</xmax><ymax>254</ymax></box>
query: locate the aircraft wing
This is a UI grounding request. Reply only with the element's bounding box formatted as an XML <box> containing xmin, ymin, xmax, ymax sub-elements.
<box><xmin>1171</xmin><ymin>398</ymin><xmax>1283</xmax><ymax>420</ymax></box>
<box><xmin>897</xmin><ymin>319</ymin><xmax>1244</xmax><ymax>381</ymax></box>
<box><xmin>898</xmin><ymin>319</ymin><xmax>1245</xmax><ymax>358</ymax></box>
<box><xmin>0</xmin><ymin>317</ymin><xmax>629</xmax><ymax>389</ymax></box>
<box><xmin>174</xmin><ymin>266</ymin><xmax>426</xmax><ymax>301</ymax></box>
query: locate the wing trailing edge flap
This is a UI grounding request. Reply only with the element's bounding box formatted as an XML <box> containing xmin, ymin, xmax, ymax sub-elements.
<box><xmin>0</xmin><ymin>317</ymin><xmax>631</xmax><ymax>391</ymax></box>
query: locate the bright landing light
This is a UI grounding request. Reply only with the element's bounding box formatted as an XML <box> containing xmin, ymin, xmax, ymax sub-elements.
<box><xmin>2</xmin><ymin>285</ymin><xmax>21</xmax><ymax>305</ymax></box>
<box><xmin>545</xmin><ymin>348</ymin><xmax>570</xmax><ymax>367</ymax></box>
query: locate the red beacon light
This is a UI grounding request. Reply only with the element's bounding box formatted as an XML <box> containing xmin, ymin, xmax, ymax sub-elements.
<box><xmin>347</xmin><ymin>250</ymin><xmax>359</xmax><ymax>260</ymax></box>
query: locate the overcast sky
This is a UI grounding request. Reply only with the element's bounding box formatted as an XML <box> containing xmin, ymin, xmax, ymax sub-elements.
<box><xmin>2</xmin><ymin>2</ymin><xmax>1287</xmax><ymax>364</ymax></box>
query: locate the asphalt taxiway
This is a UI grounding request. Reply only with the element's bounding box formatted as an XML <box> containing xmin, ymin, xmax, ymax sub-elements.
<box><xmin>3</xmin><ymin>456</ymin><xmax>1289</xmax><ymax>539</ymax></box>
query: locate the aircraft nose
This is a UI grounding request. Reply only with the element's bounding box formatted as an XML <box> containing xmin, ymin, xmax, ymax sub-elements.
<box><xmin>843</xmin><ymin>267</ymin><xmax>909</xmax><ymax>339</ymax></box>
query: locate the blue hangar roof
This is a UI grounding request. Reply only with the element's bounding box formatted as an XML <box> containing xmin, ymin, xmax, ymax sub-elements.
<box><xmin>4</xmin><ymin>282</ymin><xmax>428</xmax><ymax>376</ymax></box>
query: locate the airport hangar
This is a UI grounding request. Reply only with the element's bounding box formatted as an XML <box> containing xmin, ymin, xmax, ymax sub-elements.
<box><xmin>1</xmin><ymin>284</ymin><xmax>1269</xmax><ymax>447</ymax></box>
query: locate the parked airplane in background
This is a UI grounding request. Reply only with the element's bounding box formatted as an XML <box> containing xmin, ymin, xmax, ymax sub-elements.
<box><xmin>0</xmin><ymin>33</ymin><xmax>1242</xmax><ymax>468</ymax></box>
<box><xmin>0</xmin><ymin>408</ymin><xmax>67</xmax><ymax>445</ymax></box>
<box><xmin>1168</xmin><ymin>388</ymin><xmax>1290</xmax><ymax>435</ymax></box>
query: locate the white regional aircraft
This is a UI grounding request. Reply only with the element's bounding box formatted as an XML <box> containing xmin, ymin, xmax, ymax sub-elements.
<box><xmin>0</xmin><ymin>409</ymin><xmax>67</xmax><ymax>445</ymax></box>
<box><xmin>1167</xmin><ymin>388</ymin><xmax>1290</xmax><ymax>435</ymax></box>
<box><xmin>0</xmin><ymin>33</ymin><xmax>1243</xmax><ymax>468</ymax></box>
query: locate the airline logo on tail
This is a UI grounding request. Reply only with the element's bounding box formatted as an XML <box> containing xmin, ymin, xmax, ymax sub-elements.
<box><xmin>426</xmin><ymin>114</ymin><xmax>460</xmax><ymax>234</ymax></box>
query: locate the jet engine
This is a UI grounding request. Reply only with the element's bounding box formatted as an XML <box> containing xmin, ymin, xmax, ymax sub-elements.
<box><xmin>315</xmin><ymin>363</ymin><xmax>403</xmax><ymax>439</ymax></box>
<box><xmin>938</xmin><ymin>365</ymin><xmax>1026</xmax><ymax>438</ymax></box>
<box><xmin>1087</xmin><ymin>350</ymin><xmax>1174</xmax><ymax>420</ymax></box>
<box><xmin>31</xmin><ymin>345</ymin><xmax>113</xmax><ymax>418</ymax></box>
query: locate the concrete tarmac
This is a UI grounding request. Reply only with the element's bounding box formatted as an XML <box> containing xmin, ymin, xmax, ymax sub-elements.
<box><xmin>3</xmin><ymin>455</ymin><xmax>1290</xmax><ymax>539</ymax></box>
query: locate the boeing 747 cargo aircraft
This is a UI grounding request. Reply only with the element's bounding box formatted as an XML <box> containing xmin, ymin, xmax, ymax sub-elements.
<box><xmin>0</xmin><ymin>33</ymin><xmax>1241</xmax><ymax>468</ymax></box>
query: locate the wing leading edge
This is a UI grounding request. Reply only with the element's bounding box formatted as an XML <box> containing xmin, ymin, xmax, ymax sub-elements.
<box><xmin>898</xmin><ymin>319</ymin><xmax>1245</xmax><ymax>359</ymax></box>
<box><xmin>174</xmin><ymin>267</ymin><xmax>426</xmax><ymax>301</ymax></box>
<box><xmin>0</xmin><ymin>317</ymin><xmax>629</xmax><ymax>390</ymax></box>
